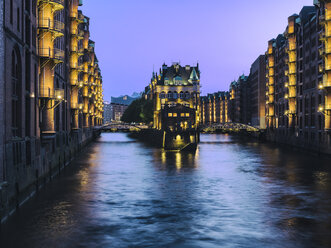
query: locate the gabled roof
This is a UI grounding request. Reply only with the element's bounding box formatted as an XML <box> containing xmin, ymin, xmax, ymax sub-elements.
<box><xmin>155</xmin><ymin>63</ymin><xmax>200</xmax><ymax>86</ymax></box>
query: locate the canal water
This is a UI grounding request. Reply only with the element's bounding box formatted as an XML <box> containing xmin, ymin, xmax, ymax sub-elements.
<box><xmin>1</xmin><ymin>133</ymin><xmax>331</xmax><ymax>248</ymax></box>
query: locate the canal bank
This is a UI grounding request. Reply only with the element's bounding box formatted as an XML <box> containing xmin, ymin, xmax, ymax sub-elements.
<box><xmin>265</xmin><ymin>130</ymin><xmax>331</xmax><ymax>156</ymax></box>
<box><xmin>0</xmin><ymin>128</ymin><xmax>101</xmax><ymax>224</ymax></box>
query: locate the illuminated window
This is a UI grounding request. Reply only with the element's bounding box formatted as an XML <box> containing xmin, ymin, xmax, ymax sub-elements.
<box><xmin>168</xmin><ymin>113</ymin><xmax>173</xmax><ymax>117</ymax></box>
<box><xmin>173</xmin><ymin>113</ymin><xmax>177</xmax><ymax>117</ymax></box>
<box><xmin>186</xmin><ymin>113</ymin><xmax>190</xmax><ymax>117</ymax></box>
<box><xmin>181</xmin><ymin>113</ymin><xmax>185</xmax><ymax>117</ymax></box>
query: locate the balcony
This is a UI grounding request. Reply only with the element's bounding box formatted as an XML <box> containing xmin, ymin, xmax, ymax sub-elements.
<box><xmin>39</xmin><ymin>48</ymin><xmax>64</xmax><ymax>63</ymax></box>
<box><xmin>78</xmin><ymin>47</ymin><xmax>85</xmax><ymax>55</ymax></box>
<box><xmin>38</xmin><ymin>0</ymin><xmax>64</xmax><ymax>11</ymax></box>
<box><xmin>71</xmin><ymin>79</ymin><xmax>78</xmax><ymax>86</ymax></box>
<box><xmin>323</xmin><ymin>75</ymin><xmax>331</xmax><ymax>87</ymax></box>
<box><xmin>71</xmin><ymin>103</ymin><xmax>79</xmax><ymax>109</ymax></box>
<box><xmin>39</xmin><ymin>87</ymin><xmax>64</xmax><ymax>99</ymax></box>
<box><xmin>78</xmin><ymin>12</ymin><xmax>85</xmax><ymax>23</ymax></box>
<box><xmin>38</xmin><ymin>19</ymin><xmax>64</xmax><ymax>37</ymax></box>
<box><xmin>78</xmin><ymin>29</ymin><xmax>85</xmax><ymax>39</ymax></box>
<box><xmin>289</xmin><ymin>92</ymin><xmax>296</xmax><ymax>98</ymax></box>
<box><xmin>83</xmin><ymin>90</ymin><xmax>89</xmax><ymax>97</ymax></box>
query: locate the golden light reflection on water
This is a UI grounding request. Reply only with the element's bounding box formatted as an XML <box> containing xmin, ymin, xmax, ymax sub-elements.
<box><xmin>158</xmin><ymin>148</ymin><xmax>199</xmax><ymax>171</ymax></box>
<box><xmin>314</xmin><ymin>171</ymin><xmax>330</xmax><ymax>190</ymax></box>
<box><xmin>78</xmin><ymin>168</ymin><xmax>89</xmax><ymax>187</ymax></box>
<box><xmin>176</xmin><ymin>152</ymin><xmax>182</xmax><ymax>170</ymax></box>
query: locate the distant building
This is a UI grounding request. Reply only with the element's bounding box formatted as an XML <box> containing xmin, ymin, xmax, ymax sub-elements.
<box><xmin>111</xmin><ymin>95</ymin><xmax>138</xmax><ymax>105</ymax></box>
<box><xmin>110</xmin><ymin>103</ymin><xmax>128</xmax><ymax>121</ymax></box>
<box><xmin>200</xmin><ymin>92</ymin><xmax>230</xmax><ymax>125</ymax></box>
<box><xmin>229</xmin><ymin>75</ymin><xmax>251</xmax><ymax>124</ymax></box>
<box><xmin>103</xmin><ymin>101</ymin><xmax>112</xmax><ymax>124</ymax></box>
<box><xmin>110</xmin><ymin>94</ymin><xmax>140</xmax><ymax>121</ymax></box>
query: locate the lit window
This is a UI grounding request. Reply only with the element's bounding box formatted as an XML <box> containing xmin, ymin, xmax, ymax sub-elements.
<box><xmin>168</xmin><ymin>113</ymin><xmax>173</xmax><ymax>117</ymax></box>
<box><xmin>173</xmin><ymin>113</ymin><xmax>177</xmax><ymax>117</ymax></box>
<box><xmin>181</xmin><ymin>113</ymin><xmax>185</xmax><ymax>117</ymax></box>
<box><xmin>186</xmin><ymin>113</ymin><xmax>190</xmax><ymax>117</ymax></box>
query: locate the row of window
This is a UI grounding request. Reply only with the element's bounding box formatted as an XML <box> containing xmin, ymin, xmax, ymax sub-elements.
<box><xmin>160</xmin><ymin>91</ymin><xmax>192</xmax><ymax>99</ymax></box>
<box><xmin>168</xmin><ymin>113</ymin><xmax>190</xmax><ymax>117</ymax></box>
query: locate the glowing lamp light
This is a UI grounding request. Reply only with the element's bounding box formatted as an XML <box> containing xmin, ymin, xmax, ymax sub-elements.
<box><xmin>79</xmin><ymin>103</ymin><xmax>83</xmax><ymax>110</ymax></box>
<box><xmin>285</xmin><ymin>94</ymin><xmax>289</xmax><ymax>99</ymax></box>
<box><xmin>55</xmin><ymin>89</ymin><xmax>64</xmax><ymax>100</ymax></box>
<box><xmin>319</xmin><ymin>105</ymin><xmax>324</xmax><ymax>112</ymax></box>
<box><xmin>319</xmin><ymin>84</ymin><xmax>324</xmax><ymax>90</ymax></box>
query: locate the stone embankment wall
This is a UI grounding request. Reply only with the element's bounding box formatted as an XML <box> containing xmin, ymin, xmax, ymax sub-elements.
<box><xmin>0</xmin><ymin>128</ymin><xmax>101</xmax><ymax>224</ymax></box>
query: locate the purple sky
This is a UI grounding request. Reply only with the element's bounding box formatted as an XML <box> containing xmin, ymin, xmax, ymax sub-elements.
<box><xmin>82</xmin><ymin>0</ymin><xmax>313</xmax><ymax>100</ymax></box>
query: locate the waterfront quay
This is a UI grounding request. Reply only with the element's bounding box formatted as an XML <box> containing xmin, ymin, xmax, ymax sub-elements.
<box><xmin>1</xmin><ymin>132</ymin><xmax>331</xmax><ymax>248</ymax></box>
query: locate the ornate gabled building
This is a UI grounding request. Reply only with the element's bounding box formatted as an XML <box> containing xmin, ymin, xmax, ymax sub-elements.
<box><xmin>147</xmin><ymin>63</ymin><xmax>201</xmax><ymax>131</ymax></box>
<box><xmin>144</xmin><ymin>62</ymin><xmax>200</xmax><ymax>150</ymax></box>
<box><xmin>0</xmin><ymin>0</ymin><xmax>104</xmax><ymax>222</ymax></box>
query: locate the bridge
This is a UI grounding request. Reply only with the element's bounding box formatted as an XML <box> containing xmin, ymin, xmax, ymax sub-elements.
<box><xmin>101</xmin><ymin>122</ymin><xmax>260</xmax><ymax>133</ymax></box>
<box><xmin>200</xmin><ymin>122</ymin><xmax>260</xmax><ymax>133</ymax></box>
<box><xmin>101</xmin><ymin>122</ymin><xmax>149</xmax><ymax>132</ymax></box>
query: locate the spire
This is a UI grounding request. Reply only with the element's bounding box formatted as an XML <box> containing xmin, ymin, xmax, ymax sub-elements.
<box><xmin>190</xmin><ymin>67</ymin><xmax>199</xmax><ymax>81</ymax></box>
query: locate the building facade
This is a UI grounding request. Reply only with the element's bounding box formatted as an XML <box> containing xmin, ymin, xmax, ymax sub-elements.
<box><xmin>229</xmin><ymin>75</ymin><xmax>251</xmax><ymax>125</ymax></box>
<box><xmin>145</xmin><ymin>63</ymin><xmax>201</xmax><ymax>131</ymax></box>
<box><xmin>103</xmin><ymin>101</ymin><xmax>111</xmax><ymax>123</ymax></box>
<box><xmin>265</xmin><ymin>2</ymin><xmax>331</xmax><ymax>153</ymax></box>
<box><xmin>110</xmin><ymin>95</ymin><xmax>139</xmax><ymax>121</ymax></box>
<box><xmin>249</xmin><ymin>55</ymin><xmax>266</xmax><ymax>128</ymax></box>
<box><xmin>0</xmin><ymin>0</ymin><xmax>104</xmax><ymax>222</ymax></box>
<box><xmin>111</xmin><ymin>103</ymin><xmax>128</xmax><ymax>121</ymax></box>
<box><xmin>200</xmin><ymin>91</ymin><xmax>230</xmax><ymax>125</ymax></box>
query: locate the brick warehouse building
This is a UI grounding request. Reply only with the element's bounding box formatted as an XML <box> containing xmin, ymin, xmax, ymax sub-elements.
<box><xmin>200</xmin><ymin>0</ymin><xmax>331</xmax><ymax>154</ymax></box>
<box><xmin>265</xmin><ymin>1</ymin><xmax>331</xmax><ymax>153</ymax></box>
<box><xmin>0</xmin><ymin>0</ymin><xmax>104</xmax><ymax>222</ymax></box>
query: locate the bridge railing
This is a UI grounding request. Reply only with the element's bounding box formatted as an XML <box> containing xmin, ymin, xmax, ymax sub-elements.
<box><xmin>201</xmin><ymin>122</ymin><xmax>260</xmax><ymax>132</ymax></box>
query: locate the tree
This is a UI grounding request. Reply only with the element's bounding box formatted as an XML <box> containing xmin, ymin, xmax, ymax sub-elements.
<box><xmin>121</xmin><ymin>98</ymin><xmax>153</xmax><ymax>124</ymax></box>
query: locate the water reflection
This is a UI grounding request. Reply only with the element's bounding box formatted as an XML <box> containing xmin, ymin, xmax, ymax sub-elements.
<box><xmin>156</xmin><ymin>149</ymin><xmax>199</xmax><ymax>172</ymax></box>
<box><xmin>1</xmin><ymin>133</ymin><xmax>331</xmax><ymax>248</ymax></box>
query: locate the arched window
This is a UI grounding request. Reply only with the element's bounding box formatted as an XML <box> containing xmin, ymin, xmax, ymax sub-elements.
<box><xmin>180</xmin><ymin>91</ymin><xmax>184</xmax><ymax>99</ymax></box>
<box><xmin>173</xmin><ymin>91</ymin><xmax>178</xmax><ymax>99</ymax></box>
<box><xmin>159</xmin><ymin>91</ymin><xmax>166</xmax><ymax>99</ymax></box>
<box><xmin>185</xmin><ymin>91</ymin><xmax>190</xmax><ymax>99</ymax></box>
<box><xmin>167</xmin><ymin>91</ymin><xmax>173</xmax><ymax>99</ymax></box>
<box><xmin>11</xmin><ymin>49</ymin><xmax>21</xmax><ymax>137</ymax></box>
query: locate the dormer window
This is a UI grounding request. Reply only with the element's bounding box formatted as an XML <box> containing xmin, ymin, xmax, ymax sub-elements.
<box><xmin>164</xmin><ymin>77</ymin><xmax>170</xmax><ymax>85</ymax></box>
<box><xmin>174</xmin><ymin>76</ymin><xmax>182</xmax><ymax>85</ymax></box>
